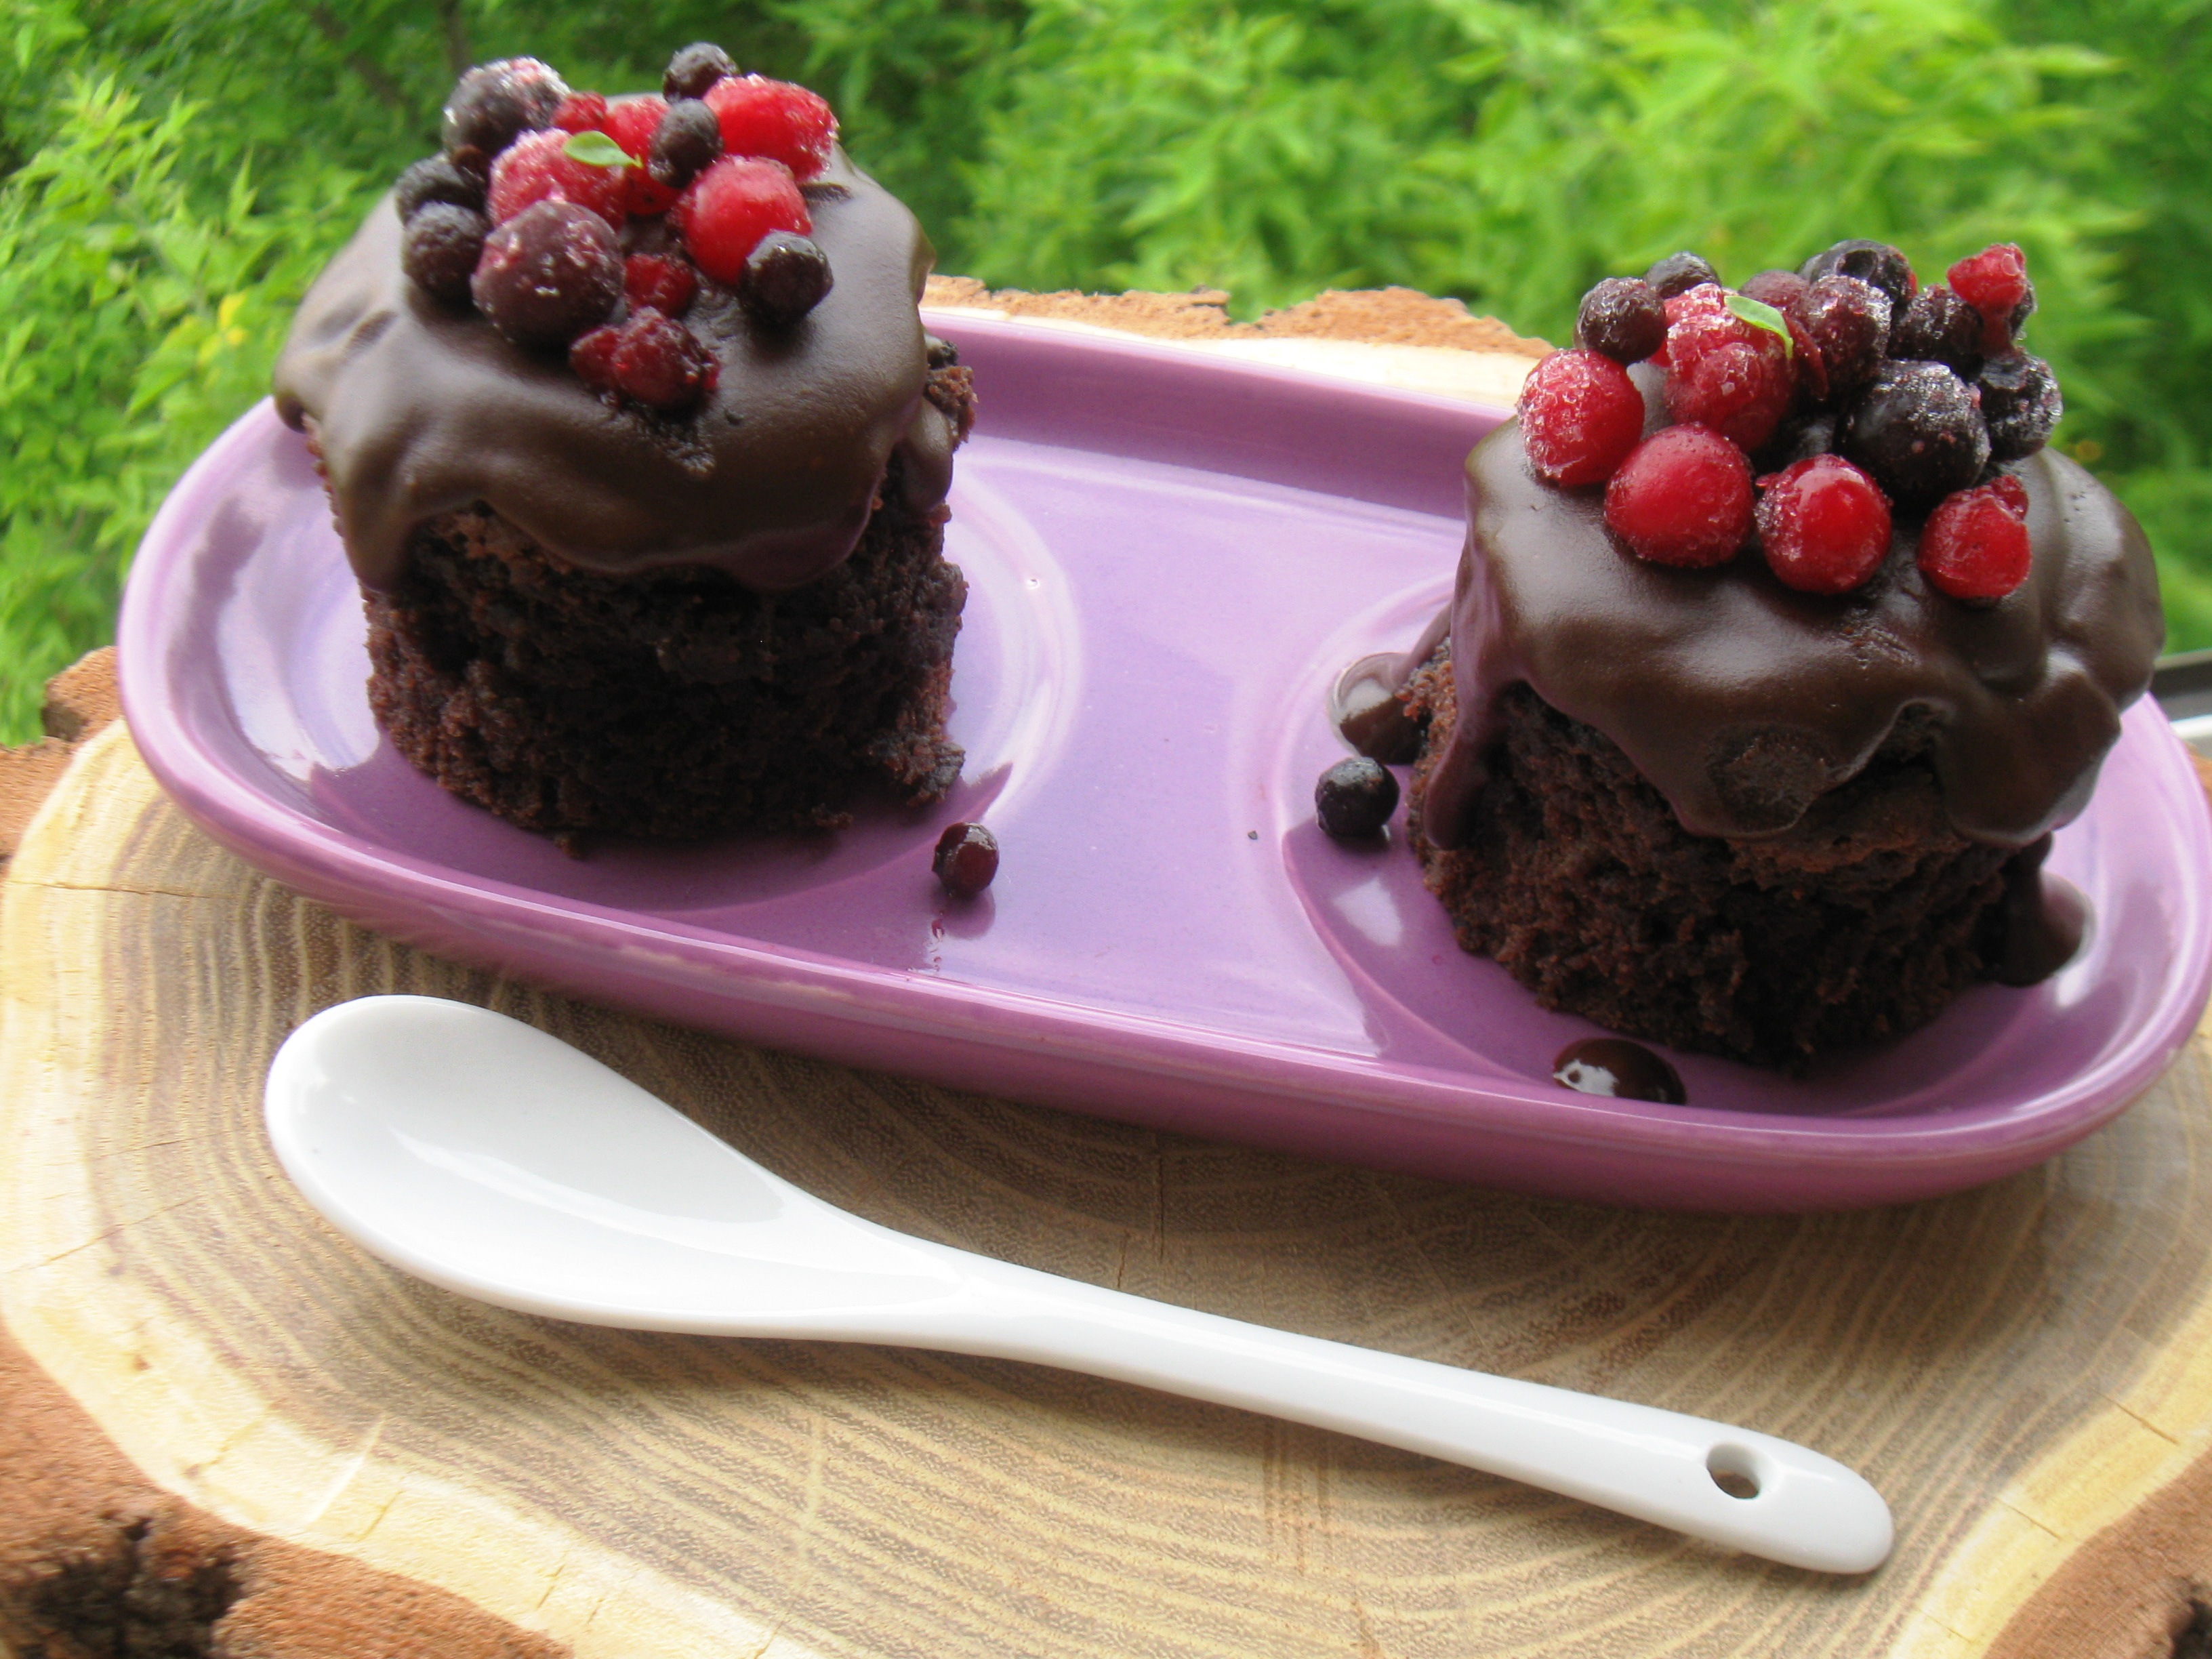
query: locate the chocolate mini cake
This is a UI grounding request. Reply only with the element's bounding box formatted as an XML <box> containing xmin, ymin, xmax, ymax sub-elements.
<box><xmin>274</xmin><ymin>48</ymin><xmax>974</xmax><ymax>836</ymax></box>
<box><xmin>1343</xmin><ymin>240</ymin><xmax>2162</xmax><ymax>1069</ymax></box>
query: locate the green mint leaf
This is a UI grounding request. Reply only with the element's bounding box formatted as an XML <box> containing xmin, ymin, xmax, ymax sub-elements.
<box><xmin>1725</xmin><ymin>291</ymin><xmax>1793</xmax><ymax>359</ymax></box>
<box><xmin>562</xmin><ymin>130</ymin><xmax>636</xmax><ymax>170</ymax></box>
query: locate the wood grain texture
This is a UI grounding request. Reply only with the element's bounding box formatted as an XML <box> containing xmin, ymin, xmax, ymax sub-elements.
<box><xmin>5</xmin><ymin>720</ymin><xmax>2212</xmax><ymax>1659</ymax></box>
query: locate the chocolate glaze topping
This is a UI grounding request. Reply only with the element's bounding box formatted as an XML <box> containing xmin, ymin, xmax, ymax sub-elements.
<box><xmin>273</xmin><ymin>146</ymin><xmax>951</xmax><ymax>593</ymax></box>
<box><xmin>1406</xmin><ymin>418</ymin><xmax>2160</xmax><ymax>851</ymax></box>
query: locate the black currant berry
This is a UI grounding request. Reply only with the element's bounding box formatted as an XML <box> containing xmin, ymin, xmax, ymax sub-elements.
<box><xmin>1799</xmin><ymin>239</ymin><xmax>1917</xmax><ymax>311</ymax></box>
<box><xmin>441</xmin><ymin>58</ymin><xmax>567</xmax><ymax>162</ymax></box>
<box><xmin>1978</xmin><ymin>352</ymin><xmax>2063</xmax><ymax>462</ymax></box>
<box><xmin>1839</xmin><ymin>360</ymin><xmax>1991</xmax><ymax>508</ymax></box>
<box><xmin>1575</xmin><ymin>276</ymin><xmax>1666</xmax><ymax>364</ymax></box>
<box><xmin>1315</xmin><ymin>758</ymin><xmax>1399</xmax><ymax>839</ymax></box>
<box><xmin>470</xmin><ymin>199</ymin><xmax>623</xmax><ymax>348</ymax></box>
<box><xmin>1740</xmin><ymin>268</ymin><xmax>1807</xmax><ymax>310</ymax></box>
<box><xmin>649</xmin><ymin>98</ymin><xmax>723</xmax><ymax>190</ymax></box>
<box><xmin>395</xmin><ymin>154</ymin><xmax>486</xmax><ymax>220</ymax></box>
<box><xmin>401</xmin><ymin>203</ymin><xmax>489</xmax><ymax>304</ymax></box>
<box><xmin>933</xmin><ymin>822</ymin><xmax>998</xmax><ymax>898</ymax></box>
<box><xmin>1644</xmin><ymin>251</ymin><xmax>1719</xmax><ymax>300</ymax></box>
<box><xmin>741</xmin><ymin>231</ymin><xmax>834</xmax><ymax>326</ymax></box>
<box><xmin>1890</xmin><ymin>285</ymin><xmax>1982</xmax><ymax>377</ymax></box>
<box><xmin>1797</xmin><ymin>275</ymin><xmax>1891</xmax><ymax>400</ymax></box>
<box><xmin>664</xmin><ymin>42</ymin><xmax>737</xmax><ymax>100</ymax></box>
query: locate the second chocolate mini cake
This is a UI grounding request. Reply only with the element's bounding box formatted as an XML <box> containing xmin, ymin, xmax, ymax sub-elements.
<box><xmin>275</xmin><ymin>47</ymin><xmax>974</xmax><ymax>838</ymax></box>
<box><xmin>1353</xmin><ymin>239</ymin><xmax>2161</xmax><ymax>1070</ymax></box>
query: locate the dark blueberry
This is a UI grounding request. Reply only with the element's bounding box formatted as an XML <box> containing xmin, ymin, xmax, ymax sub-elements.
<box><xmin>1797</xmin><ymin>275</ymin><xmax>1891</xmax><ymax>401</ymax></box>
<box><xmin>1839</xmin><ymin>360</ymin><xmax>1991</xmax><ymax>508</ymax></box>
<box><xmin>1799</xmin><ymin>239</ymin><xmax>1917</xmax><ymax>311</ymax></box>
<box><xmin>649</xmin><ymin>98</ymin><xmax>722</xmax><ymax>191</ymax></box>
<box><xmin>1889</xmin><ymin>285</ymin><xmax>1983</xmax><ymax>376</ymax></box>
<box><xmin>400</xmin><ymin>203</ymin><xmax>489</xmax><ymax>304</ymax></box>
<box><xmin>470</xmin><ymin>199</ymin><xmax>623</xmax><ymax>348</ymax></box>
<box><xmin>741</xmin><ymin>230</ymin><xmax>834</xmax><ymax>326</ymax></box>
<box><xmin>1574</xmin><ymin>276</ymin><xmax>1667</xmax><ymax>363</ymax></box>
<box><xmin>925</xmin><ymin>333</ymin><xmax>960</xmax><ymax>369</ymax></box>
<box><xmin>395</xmin><ymin>154</ymin><xmax>486</xmax><ymax>220</ymax></box>
<box><xmin>1315</xmin><ymin>758</ymin><xmax>1399</xmax><ymax>839</ymax></box>
<box><xmin>663</xmin><ymin>42</ymin><xmax>738</xmax><ymax>100</ymax></box>
<box><xmin>441</xmin><ymin>58</ymin><xmax>568</xmax><ymax>161</ymax></box>
<box><xmin>1644</xmin><ymin>251</ymin><xmax>1720</xmax><ymax>300</ymax></box>
<box><xmin>933</xmin><ymin>822</ymin><xmax>998</xmax><ymax>897</ymax></box>
<box><xmin>1740</xmin><ymin>268</ymin><xmax>1807</xmax><ymax>311</ymax></box>
<box><xmin>1978</xmin><ymin>352</ymin><xmax>2063</xmax><ymax>462</ymax></box>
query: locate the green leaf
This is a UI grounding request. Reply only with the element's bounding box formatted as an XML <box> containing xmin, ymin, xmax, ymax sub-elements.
<box><xmin>1725</xmin><ymin>291</ymin><xmax>1793</xmax><ymax>359</ymax></box>
<box><xmin>562</xmin><ymin>130</ymin><xmax>636</xmax><ymax>170</ymax></box>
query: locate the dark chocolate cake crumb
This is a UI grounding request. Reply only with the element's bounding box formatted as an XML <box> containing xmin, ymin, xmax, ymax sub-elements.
<box><xmin>1405</xmin><ymin>647</ymin><xmax>2018</xmax><ymax>1070</ymax></box>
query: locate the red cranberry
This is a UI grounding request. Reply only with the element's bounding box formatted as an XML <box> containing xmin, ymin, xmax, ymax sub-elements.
<box><xmin>1947</xmin><ymin>242</ymin><xmax>2036</xmax><ymax>352</ymax></box>
<box><xmin>1604</xmin><ymin>425</ymin><xmax>1754</xmax><ymax>568</ymax></box>
<box><xmin>552</xmin><ymin>91</ymin><xmax>609</xmax><ymax>134</ymax></box>
<box><xmin>470</xmin><ymin>199</ymin><xmax>623</xmax><ymax>347</ymax></box>
<box><xmin>1755</xmin><ymin>455</ymin><xmax>1893</xmax><ymax>594</ymax></box>
<box><xmin>933</xmin><ymin>823</ymin><xmax>998</xmax><ymax>898</ymax></box>
<box><xmin>703</xmin><ymin>75</ymin><xmax>837</xmax><ymax>180</ymax></box>
<box><xmin>1919</xmin><ymin>480</ymin><xmax>2032</xmax><ymax>601</ymax></box>
<box><xmin>487</xmin><ymin>128</ymin><xmax>629</xmax><ymax>231</ymax></box>
<box><xmin>678</xmin><ymin>156</ymin><xmax>811</xmax><ymax>283</ymax></box>
<box><xmin>625</xmin><ymin>253</ymin><xmax>697</xmax><ymax>316</ymax></box>
<box><xmin>1315</xmin><ymin>758</ymin><xmax>1399</xmax><ymax>839</ymax></box>
<box><xmin>609</xmin><ymin>309</ymin><xmax>720</xmax><ymax>411</ymax></box>
<box><xmin>1516</xmin><ymin>348</ymin><xmax>1645</xmax><ymax>487</ymax></box>
<box><xmin>569</xmin><ymin>324</ymin><xmax>621</xmax><ymax>392</ymax></box>
<box><xmin>1574</xmin><ymin>277</ymin><xmax>1666</xmax><ymax>364</ymax></box>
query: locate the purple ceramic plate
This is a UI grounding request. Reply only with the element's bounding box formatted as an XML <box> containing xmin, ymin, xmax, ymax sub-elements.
<box><xmin>119</xmin><ymin>315</ymin><xmax>2212</xmax><ymax>1212</ymax></box>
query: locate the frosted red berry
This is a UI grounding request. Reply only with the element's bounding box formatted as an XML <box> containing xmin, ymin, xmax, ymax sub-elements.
<box><xmin>569</xmin><ymin>324</ymin><xmax>621</xmax><ymax>392</ymax></box>
<box><xmin>470</xmin><ymin>199</ymin><xmax>623</xmax><ymax>347</ymax></box>
<box><xmin>1661</xmin><ymin>286</ymin><xmax>1795</xmax><ymax>453</ymax></box>
<box><xmin>1574</xmin><ymin>276</ymin><xmax>1666</xmax><ymax>363</ymax></box>
<box><xmin>604</xmin><ymin>96</ymin><xmax>679</xmax><ymax>216</ymax></box>
<box><xmin>1755</xmin><ymin>455</ymin><xmax>1893</xmax><ymax>594</ymax></box>
<box><xmin>609</xmin><ymin>308</ymin><xmax>720</xmax><ymax>411</ymax></box>
<box><xmin>553</xmin><ymin>91</ymin><xmax>609</xmax><ymax>134</ymax></box>
<box><xmin>1517</xmin><ymin>348</ymin><xmax>1646</xmax><ymax>487</ymax></box>
<box><xmin>934</xmin><ymin>822</ymin><xmax>999</xmax><ymax>898</ymax></box>
<box><xmin>487</xmin><ymin>127</ymin><xmax>628</xmax><ymax>231</ymax></box>
<box><xmin>703</xmin><ymin>76</ymin><xmax>837</xmax><ymax>180</ymax></box>
<box><xmin>625</xmin><ymin>253</ymin><xmax>697</xmax><ymax>316</ymax></box>
<box><xmin>1947</xmin><ymin>242</ymin><xmax>2036</xmax><ymax>352</ymax></box>
<box><xmin>1919</xmin><ymin>480</ymin><xmax>2031</xmax><ymax>601</ymax></box>
<box><xmin>1604</xmin><ymin>425</ymin><xmax>1755</xmax><ymax>568</ymax></box>
<box><xmin>678</xmin><ymin>155</ymin><xmax>811</xmax><ymax>283</ymax></box>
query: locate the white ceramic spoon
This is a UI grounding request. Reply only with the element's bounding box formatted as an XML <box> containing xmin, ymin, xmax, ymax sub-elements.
<box><xmin>264</xmin><ymin>996</ymin><xmax>1893</xmax><ymax>1574</ymax></box>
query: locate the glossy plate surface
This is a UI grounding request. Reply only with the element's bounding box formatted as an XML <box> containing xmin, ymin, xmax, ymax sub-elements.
<box><xmin>120</xmin><ymin>314</ymin><xmax>2212</xmax><ymax>1211</ymax></box>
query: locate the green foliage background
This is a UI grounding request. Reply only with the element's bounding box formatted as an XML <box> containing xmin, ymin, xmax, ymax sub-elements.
<box><xmin>2</xmin><ymin>0</ymin><xmax>2207</xmax><ymax>739</ymax></box>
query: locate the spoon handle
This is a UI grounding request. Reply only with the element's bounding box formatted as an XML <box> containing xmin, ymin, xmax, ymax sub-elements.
<box><xmin>904</xmin><ymin>1250</ymin><xmax>1890</xmax><ymax>1574</ymax></box>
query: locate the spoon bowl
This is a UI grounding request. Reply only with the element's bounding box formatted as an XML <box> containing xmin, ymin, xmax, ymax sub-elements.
<box><xmin>266</xmin><ymin>995</ymin><xmax>1894</xmax><ymax>1574</ymax></box>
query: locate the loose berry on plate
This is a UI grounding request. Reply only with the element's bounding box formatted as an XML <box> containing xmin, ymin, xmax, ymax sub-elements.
<box><xmin>1516</xmin><ymin>348</ymin><xmax>1646</xmax><ymax>487</ymax></box>
<box><xmin>703</xmin><ymin>76</ymin><xmax>838</xmax><ymax>180</ymax></box>
<box><xmin>625</xmin><ymin>252</ymin><xmax>697</xmax><ymax>316</ymax></box>
<box><xmin>933</xmin><ymin>822</ymin><xmax>999</xmax><ymax>897</ymax></box>
<box><xmin>1574</xmin><ymin>277</ymin><xmax>1666</xmax><ymax>363</ymax></box>
<box><xmin>1799</xmin><ymin>239</ymin><xmax>1917</xmax><ymax>310</ymax></box>
<box><xmin>609</xmin><ymin>308</ymin><xmax>720</xmax><ymax>411</ymax></box>
<box><xmin>569</xmin><ymin>323</ymin><xmax>621</xmax><ymax>392</ymax></box>
<box><xmin>470</xmin><ymin>199</ymin><xmax>623</xmax><ymax>347</ymax></box>
<box><xmin>1919</xmin><ymin>478</ymin><xmax>2032</xmax><ymax>600</ymax></box>
<box><xmin>1661</xmin><ymin>286</ymin><xmax>1795</xmax><ymax>453</ymax></box>
<box><xmin>678</xmin><ymin>156</ymin><xmax>811</xmax><ymax>283</ymax></box>
<box><xmin>1978</xmin><ymin>350</ymin><xmax>2062</xmax><ymax>461</ymax></box>
<box><xmin>396</xmin><ymin>155</ymin><xmax>486</xmax><ymax>220</ymax></box>
<box><xmin>553</xmin><ymin>91</ymin><xmax>609</xmax><ymax>134</ymax></box>
<box><xmin>1755</xmin><ymin>454</ymin><xmax>1893</xmax><ymax>594</ymax></box>
<box><xmin>401</xmin><ymin>203</ymin><xmax>489</xmax><ymax>304</ymax></box>
<box><xmin>1947</xmin><ymin>242</ymin><xmax>2036</xmax><ymax>351</ymax></box>
<box><xmin>1889</xmin><ymin>285</ymin><xmax>1982</xmax><ymax>376</ymax></box>
<box><xmin>1604</xmin><ymin>424</ymin><xmax>1755</xmax><ymax>567</ymax></box>
<box><xmin>602</xmin><ymin>96</ymin><xmax>679</xmax><ymax>216</ymax></box>
<box><xmin>1740</xmin><ymin>268</ymin><xmax>1808</xmax><ymax>310</ymax></box>
<box><xmin>443</xmin><ymin>58</ymin><xmax>568</xmax><ymax>163</ymax></box>
<box><xmin>1839</xmin><ymin>360</ymin><xmax>1990</xmax><ymax>507</ymax></box>
<box><xmin>742</xmin><ymin>231</ymin><xmax>835</xmax><ymax>325</ymax></box>
<box><xmin>650</xmin><ymin>98</ymin><xmax>723</xmax><ymax>191</ymax></box>
<box><xmin>1315</xmin><ymin>758</ymin><xmax>1399</xmax><ymax>839</ymax></box>
<box><xmin>665</xmin><ymin>42</ymin><xmax>738</xmax><ymax>101</ymax></box>
<box><xmin>1794</xmin><ymin>274</ymin><xmax>1891</xmax><ymax>402</ymax></box>
<box><xmin>1645</xmin><ymin>251</ymin><xmax>1720</xmax><ymax>298</ymax></box>
<box><xmin>488</xmin><ymin>128</ymin><xmax>629</xmax><ymax>231</ymax></box>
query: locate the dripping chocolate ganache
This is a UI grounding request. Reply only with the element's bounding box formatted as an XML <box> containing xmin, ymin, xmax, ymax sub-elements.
<box><xmin>275</xmin><ymin>47</ymin><xmax>975</xmax><ymax>840</ymax></box>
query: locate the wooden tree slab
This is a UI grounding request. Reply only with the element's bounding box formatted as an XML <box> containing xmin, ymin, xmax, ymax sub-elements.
<box><xmin>7</xmin><ymin>295</ymin><xmax>2212</xmax><ymax>1658</ymax></box>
